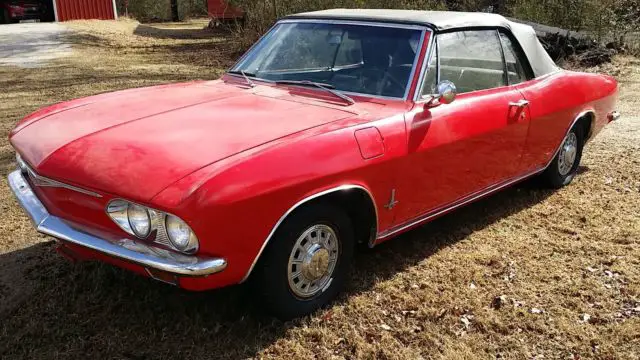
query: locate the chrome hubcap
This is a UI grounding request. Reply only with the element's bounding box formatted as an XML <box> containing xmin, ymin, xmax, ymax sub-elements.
<box><xmin>302</xmin><ymin>245</ymin><xmax>330</xmax><ymax>279</ymax></box>
<box><xmin>288</xmin><ymin>224</ymin><xmax>339</xmax><ymax>298</ymax></box>
<box><xmin>558</xmin><ymin>132</ymin><xmax>578</xmax><ymax>176</ymax></box>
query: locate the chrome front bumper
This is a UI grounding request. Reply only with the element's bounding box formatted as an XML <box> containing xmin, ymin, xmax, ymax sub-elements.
<box><xmin>7</xmin><ymin>170</ymin><xmax>227</xmax><ymax>277</ymax></box>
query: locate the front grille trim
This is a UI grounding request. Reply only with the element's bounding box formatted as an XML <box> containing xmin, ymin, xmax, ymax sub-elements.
<box><xmin>20</xmin><ymin>162</ymin><xmax>103</xmax><ymax>198</ymax></box>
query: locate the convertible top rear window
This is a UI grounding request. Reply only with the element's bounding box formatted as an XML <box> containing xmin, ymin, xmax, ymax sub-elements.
<box><xmin>231</xmin><ymin>21</ymin><xmax>425</xmax><ymax>99</ymax></box>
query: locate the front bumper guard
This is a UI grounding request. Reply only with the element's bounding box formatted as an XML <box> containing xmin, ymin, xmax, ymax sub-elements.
<box><xmin>609</xmin><ymin>111</ymin><xmax>621</xmax><ymax>122</ymax></box>
<box><xmin>7</xmin><ymin>170</ymin><xmax>227</xmax><ymax>277</ymax></box>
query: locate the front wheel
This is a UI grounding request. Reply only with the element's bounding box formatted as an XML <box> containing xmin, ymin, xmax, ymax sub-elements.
<box><xmin>250</xmin><ymin>202</ymin><xmax>354</xmax><ymax>320</ymax></box>
<box><xmin>540</xmin><ymin>123</ymin><xmax>584</xmax><ymax>188</ymax></box>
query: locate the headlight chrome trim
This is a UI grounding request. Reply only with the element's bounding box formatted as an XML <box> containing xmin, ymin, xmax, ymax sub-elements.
<box><xmin>106</xmin><ymin>199</ymin><xmax>198</xmax><ymax>255</ymax></box>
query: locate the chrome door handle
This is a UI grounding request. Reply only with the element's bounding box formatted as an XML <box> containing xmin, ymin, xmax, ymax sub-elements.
<box><xmin>509</xmin><ymin>99</ymin><xmax>529</xmax><ymax>108</ymax></box>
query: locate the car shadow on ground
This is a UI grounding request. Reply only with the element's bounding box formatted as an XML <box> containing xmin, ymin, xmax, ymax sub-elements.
<box><xmin>0</xmin><ymin>172</ymin><xmax>561</xmax><ymax>358</ymax></box>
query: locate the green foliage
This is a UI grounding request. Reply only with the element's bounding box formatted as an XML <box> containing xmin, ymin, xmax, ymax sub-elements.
<box><xmin>223</xmin><ymin>0</ymin><xmax>639</xmax><ymax>50</ymax></box>
<box><xmin>509</xmin><ymin>0</ymin><xmax>591</xmax><ymax>31</ymax></box>
<box><xmin>178</xmin><ymin>0</ymin><xmax>209</xmax><ymax>20</ymax></box>
<box><xmin>509</xmin><ymin>0</ymin><xmax>639</xmax><ymax>47</ymax></box>
<box><xmin>118</xmin><ymin>0</ymin><xmax>639</xmax><ymax>50</ymax></box>
<box><xmin>226</xmin><ymin>0</ymin><xmax>446</xmax><ymax>47</ymax></box>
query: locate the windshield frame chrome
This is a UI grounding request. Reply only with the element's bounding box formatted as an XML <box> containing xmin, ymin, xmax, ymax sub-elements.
<box><xmin>227</xmin><ymin>19</ymin><xmax>432</xmax><ymax>101</ymax></box>
<box><xmin>413</xmin><ymin>27</ymin><xmax>438</xmax><ymax>103</ymax></box>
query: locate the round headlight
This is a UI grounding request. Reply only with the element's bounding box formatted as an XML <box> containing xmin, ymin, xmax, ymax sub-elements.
<box><xmin>127</xmin><ymin>204</ymin><xmax>151</xmax><ymax>238</ymax></box>
<box><xmin>165</xmin><ymin>215</ymin><xmax>198</xmax><ymax>252</ymax></box>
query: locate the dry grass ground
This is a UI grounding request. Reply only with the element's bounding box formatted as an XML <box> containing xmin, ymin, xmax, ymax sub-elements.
<box><xmin>0</xmin><ymin>19</ymin><xmax>639</xmax><ymax>360</ymax></box>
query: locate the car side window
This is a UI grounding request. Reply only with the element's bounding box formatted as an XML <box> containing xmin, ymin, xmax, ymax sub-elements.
<box><xmin>421</xmin><ymin>30</ymin><xmax>506</xmax><ymax>96</ymax></box>
<box><xmin>498</xmin><ymin>32</ymin><xmax>528</xmax><ymax>85</ymax></box>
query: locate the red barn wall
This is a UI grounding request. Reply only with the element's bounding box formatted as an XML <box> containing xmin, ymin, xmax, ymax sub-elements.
<box><xmin>207</xmin><ymin>0</ymin><xmax>242</xmax><ymax>20</ymax></box>
<box><xmin>55</xmin><ymin>0</ymin><xmax>117</xmax><ymax>21</ymax></box>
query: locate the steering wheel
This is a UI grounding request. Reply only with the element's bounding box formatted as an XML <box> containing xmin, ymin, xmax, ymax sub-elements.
<box><xmin>360</xmin><ymin>67</ymin><xmax>405</xmax><ymax>96</ymax></box>
<box><xmin>379</xmin><ymin>71</ymin><xmax>407</xmax><ymax>96</ymax></box>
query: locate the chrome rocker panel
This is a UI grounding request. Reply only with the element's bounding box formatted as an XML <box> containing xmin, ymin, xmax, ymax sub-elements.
<box><xmin>7</xmin><ymin>170</ymin><xmax>227</xmax><ymax>277</ymax></box>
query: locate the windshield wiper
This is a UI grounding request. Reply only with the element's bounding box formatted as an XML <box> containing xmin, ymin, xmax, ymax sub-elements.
<box><xmin>275</xmin><ymin>80</ymin><xmax>355</xmax><ymax>105</ymax></box>
<box><xmin>227</xmin><ymin>70</ymin><xmax>256</xmax><ymax>88</ymax></box>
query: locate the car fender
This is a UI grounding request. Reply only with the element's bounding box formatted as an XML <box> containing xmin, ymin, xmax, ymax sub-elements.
<box><xmin>151</xmin><ymin>114</ymin><xmax>406</xmax><ymax>288</ymax></box>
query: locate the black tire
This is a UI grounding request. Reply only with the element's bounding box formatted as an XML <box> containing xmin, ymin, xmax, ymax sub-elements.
<box><xmin>1</xmin><ymin>10</ymin><xmax>8</xmax><ymax>24</ymax></box>
<box><xmin>250</xmin><ymin>202</ymin><xmax>354</xmax><ymax>320</ymax></box>
<box><xmin>540</xmin><ymin>123</ymin><xmax>585</xmax><ymax>188</ymax></box>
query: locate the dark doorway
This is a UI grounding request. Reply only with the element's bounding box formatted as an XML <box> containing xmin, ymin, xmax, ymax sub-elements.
<box><xmin>0</xmin><ymin>0</ymin><xmax>55</xmax><ymax>24</ymax></box>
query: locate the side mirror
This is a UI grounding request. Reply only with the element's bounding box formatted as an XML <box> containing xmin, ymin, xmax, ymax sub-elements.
<box><xmin>424</xmin><ymin>80</ymin><xmax>457</xmax><ymax>109</ymax></box>
<box><xmin>436</xmin><ymin>80</ymin><xmax>457</xmax><ymax>104</ymax></box>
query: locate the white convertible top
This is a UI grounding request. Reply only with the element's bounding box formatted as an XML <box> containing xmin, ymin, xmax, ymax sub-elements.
<box><xmin>284</xmin><ymin>9</ymin><xmax>559</xmax><ymax>78</ymax></box>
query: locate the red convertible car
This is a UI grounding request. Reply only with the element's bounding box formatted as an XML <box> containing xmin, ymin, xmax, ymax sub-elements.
<box><xmin>8</xmin><ymin>10</ymin><xmax>619</xmax><ymax>318</ymax></box>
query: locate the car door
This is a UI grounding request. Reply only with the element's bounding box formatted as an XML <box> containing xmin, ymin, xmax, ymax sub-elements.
<box><xmin>393</xmin><ymin>29</ymin><xmax>531</xmax><ymax>226</ymax></box>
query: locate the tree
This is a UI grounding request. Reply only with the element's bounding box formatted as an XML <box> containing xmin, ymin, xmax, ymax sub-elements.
<box><xmin>170</xmin><ymin>0</ymin><xmax>179</xmax><ymax>21</ymax></box>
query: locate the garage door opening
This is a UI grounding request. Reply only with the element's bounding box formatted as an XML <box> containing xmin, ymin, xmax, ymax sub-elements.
<box><xmin>0</xmin><ymin>0</ymin><xmax>55</xmax><ymax>24</ymax></box>
<box><xmin>0</xmin><ymin>0</ymin><xmax>117</xmax><ymax>24</ymax></box>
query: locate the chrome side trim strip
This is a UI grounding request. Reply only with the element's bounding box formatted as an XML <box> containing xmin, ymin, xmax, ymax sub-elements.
<box><xmin>8</xmin><ymin>170</ymin><xmax>226</xmax><ymax>277</ymax></box>
<box><xmin>376</xmin><ymin>167</ymin><xmax>544</xmax><ymax>241</ymax></box>
<box><xmin>240</xmin><ymin>184</ymin><xmax>378</xmax><ymax>282</ymax></box>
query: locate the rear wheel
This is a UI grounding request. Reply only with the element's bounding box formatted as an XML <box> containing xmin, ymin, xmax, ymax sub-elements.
<box><xmin>541</xmin><ymin>123</ymin><xmax>584</xmax><ymax>188</ymax></box>
<box><xmin>251</xmin><ymin>202</ymin><xmax>354</xmax><ymax>320</ymax></box>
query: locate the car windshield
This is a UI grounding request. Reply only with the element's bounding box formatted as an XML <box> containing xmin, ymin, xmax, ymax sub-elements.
<box><xmin>230</xmin><ymin>21</ymin><xmax>425</xmax><ymax>99</ymax></box>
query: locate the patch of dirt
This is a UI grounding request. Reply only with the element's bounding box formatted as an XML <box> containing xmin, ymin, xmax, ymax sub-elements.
<box><xmin>0</xmin><ymin>21</ymin><xmax>638</xmax><ymax>360</ymax></box>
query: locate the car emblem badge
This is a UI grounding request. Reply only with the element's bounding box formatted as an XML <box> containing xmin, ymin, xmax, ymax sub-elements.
<box><xmin>385</xmin><ymin>189</ymin><xmax>398</xmax><ymax>210</ymax></box>
<box><xmin>26</xmin><ymin>169</ymin><xmax>102</xmax><ymax>198</ymax></box>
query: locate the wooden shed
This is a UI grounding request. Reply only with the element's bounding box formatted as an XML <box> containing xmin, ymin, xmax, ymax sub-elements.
<box><xmin>207</xmin><ymin>0</ymin><xmax>242</xmax><ymax>20</ymax></box>
<box><xmin>53</xmin><ymin>0</ymin><xmax>118</xmax><ymax>22</ymax></box>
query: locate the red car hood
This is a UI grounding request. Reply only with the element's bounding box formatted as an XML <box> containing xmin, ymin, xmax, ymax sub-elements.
<box><xmin>10</xmin><ymin>81</ymin><xmax>356</xmax><ymax>201</ymax></box>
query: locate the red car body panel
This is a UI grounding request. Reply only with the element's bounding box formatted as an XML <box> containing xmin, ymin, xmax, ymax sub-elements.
<box><xmin>9</xmin><ymin>26</ymin><xmax>619</xmax><ymax>291</ymax></box>
<box><xmin>395</xmin><ymin>84</ymin><xmax>529</xmax><ymax>225</ymax></box>
<box><xmin>516</xmin><ymin>71</ymin><xmax>618</xmax><ymax>170</ymax></box>
<box><xmin>11</xmin><ymin>81</ymin><xmax>360</xmax><ymax>202</ymax></box>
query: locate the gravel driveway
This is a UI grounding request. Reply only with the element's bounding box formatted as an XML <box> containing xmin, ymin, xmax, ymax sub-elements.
<box><xmin>0</xmin><ymin>23</ymin><xmax>72</xmax><ymax>67</ymax></box>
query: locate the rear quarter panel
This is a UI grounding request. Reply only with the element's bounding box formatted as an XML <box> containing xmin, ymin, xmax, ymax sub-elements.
<box><xmin>517</xmin><ymin>70</ymin><xmax>618</xmax><ymax>171</ymax></box>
